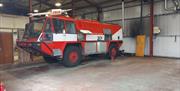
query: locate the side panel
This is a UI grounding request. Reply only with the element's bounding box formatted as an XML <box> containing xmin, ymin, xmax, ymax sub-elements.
<box><xmin>40</xmin><ymin>42</ymin><xmax>67</xmax><ymax>57</ymax></box>
<box><xmin>53</xmin><ymin>34</ymin><xmax>77</xmax><ymax>41</ymax></box>
<box><xmin>97</xmin><ymin>42</ymin><xmax>107</xmax><ymax>53</ymax></box>
<box><xmin>84</xmin><ymin>42</ymin><xmax>107</xmax><ymax>55</ymax></box>
<box><xmin>112</xmin><ymin>29</ymin><xmax>123</xmax><ymax>41</ymax></box>
<box><xmin>84</xmin><ymin>42</ymin><xmax>96</xmax><ymax>55</ymax></box>
<box><xmin>86</xmin><ymin>35</ymin><xmax>104</xmax><ymax>41</ymax></box>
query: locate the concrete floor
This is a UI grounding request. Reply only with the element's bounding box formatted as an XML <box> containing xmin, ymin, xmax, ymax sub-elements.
<box><xmin>0</xmin><ymin>57</ymin><xmax>180</xmax><ymax>91</ymax></box>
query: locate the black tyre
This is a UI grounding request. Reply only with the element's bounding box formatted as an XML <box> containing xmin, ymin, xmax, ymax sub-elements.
<box><xmin>108</xmin><ymin>44</ymin><xmax>118</xmax><ymax>59</ymax></box>
<box><xmin>43</xmin><ymin>56</ymin><xmax>60</xmax><ymax>63</ymax></box>
<box><xmin>62</xmin><ymin>46</ymin><xmax>82</xmax><ymax>67</ymax></box>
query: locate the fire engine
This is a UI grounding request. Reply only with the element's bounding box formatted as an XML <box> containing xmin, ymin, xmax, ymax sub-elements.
<box><xmin>17</xmin><ymin>9</ymin><xmax>123</xmax><ymax>67</ymax></box>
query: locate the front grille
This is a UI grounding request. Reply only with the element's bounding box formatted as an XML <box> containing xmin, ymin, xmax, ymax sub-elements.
<box><xmin>17</xmin><ymin>42</ymin><xmax>46</xmax><ymax>56</ymax></box>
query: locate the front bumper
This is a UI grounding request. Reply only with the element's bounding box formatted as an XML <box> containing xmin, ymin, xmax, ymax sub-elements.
<box><xmin>17</xmin><ymin>41</ymin><xmax>46</xmax><ymax>56</ymax></box>
<box><xmin>17</xmin><ymin>41</ymin><xmax>63</xmax><ymax>58</ymax></box>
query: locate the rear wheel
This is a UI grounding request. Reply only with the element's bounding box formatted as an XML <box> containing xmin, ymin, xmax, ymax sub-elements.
<box><xmin>43</xmin><ymin>56</ymin><xmax>60</xmax><ymax>63</ymax></box>
<box><xmin>62</xmin><ymin>46</ymin><xmax>82</xmax><ymax>67</ymax></box>
<box><xmin>108</xmin><ymin>44</ymin><xmax>118</xmax><ymax>59</ymax></box>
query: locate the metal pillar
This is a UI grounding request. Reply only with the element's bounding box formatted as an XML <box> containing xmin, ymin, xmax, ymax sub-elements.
<box><xmin>29</xmin><ymin>0</ymin><xmax>34</xmax><ymax>61</ymax></box>
<box><xmin>140</xmin><ymin>0</ymin><xmax>143</xmax><ymax>35</ymax></box>
<box><xmin>72</xmin><ymin>0</ymin><xmax>75</xmax><ymax>17</ymax></box>
<box><xmin>150</xmin><ymin>0</ymin><xmax>154</xmax><ymax>57</ymax></box>
<box><xmin>122</xmin><ymin>0</ymin><xmax>125</xmax><ymax>32</ymax></box>
<box><xmin>29</xmin><ymin>0</ymin><xmax>32</xmax><ymax>22</ymax></box>
<box><xmin>97</xmin><ymin>8</ymin><xmax>102</xmax><ymax>22</ymax></box>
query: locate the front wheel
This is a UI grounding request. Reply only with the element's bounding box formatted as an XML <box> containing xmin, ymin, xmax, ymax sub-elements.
<box><xmin>62</xmin><ymin>46</ymin><xmax>82</xmax><ymax>67</ymax></box>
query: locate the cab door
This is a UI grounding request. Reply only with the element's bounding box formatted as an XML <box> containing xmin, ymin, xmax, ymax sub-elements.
<box><xmin>52</xmin><ymin>19</ymin><xmax>77</xmax><ymax>42</ymax></box>
<box><xmin>40</xmin><ymin>18</ymin><xmax>54</xmax><ymax>41</ymax></box>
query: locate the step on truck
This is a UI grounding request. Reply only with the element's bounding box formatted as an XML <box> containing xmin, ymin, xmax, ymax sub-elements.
<box><xmin>17</xmin><ymin>9</ymin><xmax>123</xmax><ymax>67</ymax></box>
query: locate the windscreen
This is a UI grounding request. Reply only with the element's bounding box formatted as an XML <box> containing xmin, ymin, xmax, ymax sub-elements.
<box><xmin>24</xmin><ymin>18</ymin><xmax>45</xmax><ymax>39</ymax></box>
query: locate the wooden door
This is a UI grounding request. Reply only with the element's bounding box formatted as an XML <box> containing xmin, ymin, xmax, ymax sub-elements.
<box><xmin>0</xmin><ymin>32</ymin><xmax>13</xmax><ymax>64</ymax></box>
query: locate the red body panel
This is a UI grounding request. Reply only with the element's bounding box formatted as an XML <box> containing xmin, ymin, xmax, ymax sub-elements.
<box><xmin>50</xmin><ymin>16</ymin><xmax>121</xmax><ymax>34</ymax></box>
<box><xmin>75</xmin><ymin>20</ymin><xmax>121</xmax><ymax>34</ymax></box>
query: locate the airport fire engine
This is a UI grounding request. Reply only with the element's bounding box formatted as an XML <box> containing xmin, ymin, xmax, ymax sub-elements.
<box><xmin>17</xmin><ymin>9</ymin><xmax>123</xmax><ymax>67</ymax></box>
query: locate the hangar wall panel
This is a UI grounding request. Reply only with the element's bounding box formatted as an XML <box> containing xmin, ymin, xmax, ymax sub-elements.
<box><xmin>120</xmin><ymin>38</ymin><xmax>136</xmax><ymax>53</ymax></box>
<box><xmin>0</xmin><ymin>14</ymin><xmax>29</xmax><ymax>30</ymax></box>
<box><xmin>103</xmin><ymin>1</ymin><xmax>175</xmax><ymax>21</ymax></box>
<box><xmin>144</xmin><ymin>37</ymin><xmax>180</xmax><ymax>58</ymax></box>
<box><xmin>103</xmin><ymin>1</ymin><xmax>180</xmax><ymax>58</ymax></box>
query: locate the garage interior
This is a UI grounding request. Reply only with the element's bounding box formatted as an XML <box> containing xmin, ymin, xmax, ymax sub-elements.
<box><xmin>0</xmin><ymin>0</ymin><xmax>180</xmax><ymax>91</ymax></box>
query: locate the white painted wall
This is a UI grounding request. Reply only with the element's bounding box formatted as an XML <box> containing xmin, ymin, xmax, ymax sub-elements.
<box><xmin>0</xmin><ymin>14</ymin><xmax>29</xmax><ymax>32</ymax></box>
<box><xmin>120</xmin><ymin>37</ymin><xmax>136</xmax><ymax>53</ymax></box>
<box><xmin>144</xmin><ymin>36</ymin><xmax>180</xmax><ymax>58</ymax></box>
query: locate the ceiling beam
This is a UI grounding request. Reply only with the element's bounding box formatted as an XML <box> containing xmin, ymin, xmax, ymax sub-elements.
<box><xmin>33</xmin><ymin>3</ymin><xmax>41</xmax><ymax>7</ymax></box>
<box><xmin>41</xmin><ymin>0</ymin><xmax>83</xmax><ymax>12</ymax></box>
<box><xmin>82</xmin><ymin>0</ymin><xmax>101</xmax><ymax>9</ymax></box>
<box><xmin>0</xmin><ymin>2</ymin><xmax>28</xmax><ymax>15</ymax></box>
<box><xmin>61</xmin><ymin>0</ymin><xmax>83</xmax><ymax>8</ymax></box>
<box><xmin>62</xmin><ymin>0</ymin><xmax>119</xmax><ymax>9</ymax></box>
<box><xmin>63</xmin><ymin>0</ymin><xmax>119</xmax><ymax>10</ymax></box>
<box><xmin>40</xmin><ymin>0</ymin><xmax>137</xmax><ymax>13</ymax></box>
<box><xmin>102</xmin><ymin>0</ymin><xmax>138</xmax><ymax>8</ymax></box>
<box><xmin>74</xmin><ymin>0</ymin><xmax>137</xmax><ymax>11</ymax></box>
<box><xmin>2</xmin><ymin>2</ymin><xmax>28</xmax><ymax>11</ymax></box>
<box><xmin>33</xmin><ymin>0</ymin><xmax>51</xmax><ymax>7</ymax></box>
<box><xmin>34</xmin><ymin>0</ymin><xmax>55</xmax><ymax>8</ymax></box>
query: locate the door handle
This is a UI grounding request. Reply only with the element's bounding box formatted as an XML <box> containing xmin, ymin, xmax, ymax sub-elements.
<box><xmin>0</xmin><ymin>48</ymin><xmax>2</xmax><ymax>52</ymax></box>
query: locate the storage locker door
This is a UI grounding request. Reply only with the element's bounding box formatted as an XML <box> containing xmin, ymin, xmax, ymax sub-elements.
<box><xmin>0</xmin><ymin>32</ymin><xmax>13</xmax><ymax>64</ymax></box>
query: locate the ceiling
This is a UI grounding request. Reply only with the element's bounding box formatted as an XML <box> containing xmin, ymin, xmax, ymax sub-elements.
<box><xmin>0</xmin><ymin>0</ymin><xmax>143</xmax><ymax>16</ymax></box>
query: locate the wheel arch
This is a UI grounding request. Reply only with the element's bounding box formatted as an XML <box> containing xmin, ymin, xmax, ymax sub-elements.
<box><xmin>64</xmin><ymin>43</ymin><xmax>83</xmax><ymax>54</ymax></box>
<box><xmin>108</xmin><ymin>42</ymin><xmax>118</xmax><ymax>49</ymax></box>
<box><xmin>108</xmin><ymin>41</ymin><xmax>123</xmax><ymax>49</ymax></box>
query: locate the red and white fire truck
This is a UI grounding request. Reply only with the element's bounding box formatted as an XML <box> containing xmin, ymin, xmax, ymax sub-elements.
<box><xmin>17</xmin><ymin>9</ymin><xmax>123</xmax><ymax>67</ymax></box>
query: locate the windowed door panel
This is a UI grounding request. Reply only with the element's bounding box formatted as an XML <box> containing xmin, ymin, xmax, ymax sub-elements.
<box><xmin>52</xmin><ymin>18</ymin><xmax>65</xmax><ymax>33</ymax></box>
<box><xmin>65</xmin><ymin>21</ymin><xmax>76</xmax><ymax>34</ymax></box>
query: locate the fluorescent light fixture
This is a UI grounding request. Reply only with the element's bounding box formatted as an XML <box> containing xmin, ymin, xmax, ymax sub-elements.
<box><xmin>55</xmin><ymin>2</ymin><xmax>61</xmax><ymax>7</ymax></box>
<box><xmin>34</xmin><ymin>9</ymin><xmax>39</xmax><ymax>13</ymax></box>
<box><xmin>0</xmin><ymin>3</ymin><xmax>3</xmax><ymax>7</ymax></box>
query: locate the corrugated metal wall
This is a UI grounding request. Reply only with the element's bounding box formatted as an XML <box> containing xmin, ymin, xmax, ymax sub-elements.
<box><xmin>108</xmin><ymin>1</ymin><xmax>180</xmax><ymax>58</ymax></box>
<box><xmin>85</xmin><ymin>1</ymin><xmax>180</xmax><ymax>58</ymax></box>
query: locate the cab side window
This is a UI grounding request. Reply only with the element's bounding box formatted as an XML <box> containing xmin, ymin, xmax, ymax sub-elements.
<box><xmin>65</xmin><ymin>21</ymin><xmax>76</xmax><ymax>34</ymax></box>
<box><xmin>44</xmin><ymin>19</ymin><xmax>52</xmax><ymax>33</ymax></box>
<box><xmin>53</xmin><ymin>19</ymin><xmax>64</xmax><ymax>33</ymax></box>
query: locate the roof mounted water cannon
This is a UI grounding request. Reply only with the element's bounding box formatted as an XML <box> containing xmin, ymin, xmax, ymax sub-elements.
<box><xmin>29</xmin><ymin>9</ymin><xmax>72</xmax><ymax>17</ymax></box>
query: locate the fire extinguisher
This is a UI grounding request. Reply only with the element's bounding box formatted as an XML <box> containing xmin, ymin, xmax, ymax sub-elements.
<box><xmin>0</xmin><ymin>82</ymin><xmax>6</xmax><ymax>91</ymax></box>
